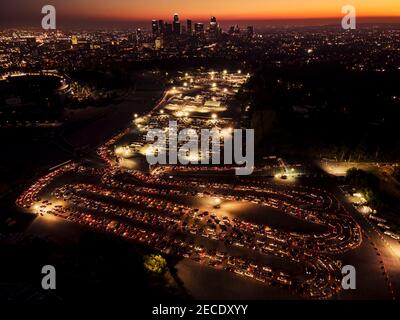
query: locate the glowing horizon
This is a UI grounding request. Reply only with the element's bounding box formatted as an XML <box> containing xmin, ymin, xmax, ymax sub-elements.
<box><xmin>56</xmin><ymin>0</ymin><xmax>400</xmax><ymax>20</ymax></box>
<box><xmin>1</xmin><ymin>0</ymin><xmax>400</xmax><ymax>27</ymax></box>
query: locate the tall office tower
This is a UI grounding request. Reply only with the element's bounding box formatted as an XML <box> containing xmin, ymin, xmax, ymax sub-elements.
<box><xmin>136</xmin><ymin>28</ymin><xmax>143</xmax><ymax>45</ymax></box>
<box><xmin>174</xmin><ymin>21</ymin><xmax>181</xmax><ymax>35</ymax></box>
<box><xmin>194</xmin><ymin>23</ymin><xmax>204</xmax><ymax>34</ymax></box>
<box><xmin>173</xmin><ymin>13</ymin><xmax>181</xmax><ymax>36</ymax></box>
<box><xmin>165</xmin><ymin>22</ymin><xmax>173</xmax><ymax>36</ymax></box>
<box><xmin>210</xmin><ymin>16</ymin><xmax>219</xmax><ymax>37</ymax></box>
<box><xmin>158</xmin><ymin>20</ymin><xmax>164</xmax><ymax>34</ymax></box>
<box><xmin>228</xmin><ymin>26</ymin><xmax>235</xmax><ymax>35</ymax></box>
<box><xmin>246</xmin><ymin>26</ymin><xmax>254</xmax><ymax>39</ymax></box>
<box><xmin>187</xmin><ymin>19</ymin><xmax>193</xmax><ymax>35</ymax></box>
<box><xmin>152</xmin><ymin>20</ymin><xmax>159</xmax><ymax>36</ymax></box>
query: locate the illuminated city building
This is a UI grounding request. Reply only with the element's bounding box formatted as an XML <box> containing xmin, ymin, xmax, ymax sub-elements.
<box><xmin>187</xmin><ymin>19</ymin><xmax>192</xmax><ymax>35</ymax></box>
<box><xmin>165</xmin><ymin>22</ymin><xmax>173</xmax><ymax>36</ymax></box>
<box><xmin>155</xmin><ymin>37</ymin><xmax>163</xmax><ymax>50</ymax></box>
<box><xmin>173</xmin><ymin>13</ymin><xmax>181</xmax><ymax>36</ymax></box>
<box><xmin>209</xmin><ymin>16</ymin><xmax>219</xmax><ymax>38</ymax></box>
<box><xmin>158</xmin><ymin>20</ymin><xmax>164</xmax><ymax>34</ymax></box>
<box><xmin>152</xmin><ymin>20</ymin><xmax>159</xmax><ymax>36</ymax></box>
<box><xmin>136</xmin><ymin>28</ymin><xmax>143</xmax><ymax>45</ymax></box>
<box><xmin>194</xmin><ymin>22</ymin><xmax>204</xmax><ymax>35</ymax></box>
<box><xmin>71</xmin><ymin>35</ymin><xmax>78</xmax><ymax>45</ymax></box>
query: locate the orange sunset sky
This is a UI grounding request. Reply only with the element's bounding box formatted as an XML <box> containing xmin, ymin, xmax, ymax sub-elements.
<box><xmin>54</xmin><ymin>0</ymin><xmax>400</xmax><ymax>20</ymax></box>
<box><xmin>1</xmin><ymin>0</ymin><xmax>400</xmax><ymax>27</ymax></box>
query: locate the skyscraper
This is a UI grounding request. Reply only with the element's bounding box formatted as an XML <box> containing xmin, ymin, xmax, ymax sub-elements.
<box><xmin>187</xmin><ymin>19</ymin><xmax>193</xmax><ymax>35</ymax></box>
<box><xmin>158</xmin><ymin>20</ymin><xmax>164</xmax><ymax>34</ymax></box>
<box><xmin>152</xmin><ymin>20</ymin><xmax>159</xmax><ymax>36</ymax></box>
<box><xmin>173</xmin><ymin>13</ymin><xmax>181</xmax><ymax>36</ymax></box>
<box><xmin>194</xmin><ymin>23</ymin><xmax>204</xmax><ymax>35</ymax></box>
<box><xmin>136</xmin><ymin>28</ymin><xmax>143</xmax><ymax>45</ymax></box>
<box><xmin>209</xmin><ymin>16</ymin><xmax>219</xmax><ymax>38</ymax></box>
<box><xmin>165</xmin><ymin>22</ymin><xmax>173</xmax><ymax>36</ymax></box>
